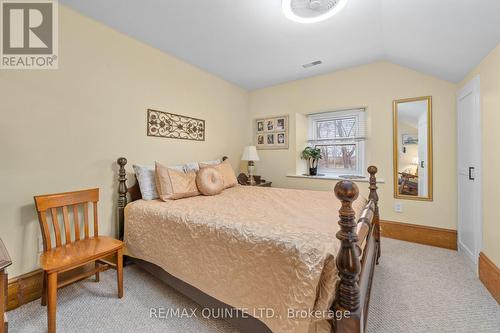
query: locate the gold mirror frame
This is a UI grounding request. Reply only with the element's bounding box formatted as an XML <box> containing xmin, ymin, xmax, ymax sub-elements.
<box><xmin>393</xmin><ymin>96</ymin><xmax>433</xmax><ymax>201</ymax></box>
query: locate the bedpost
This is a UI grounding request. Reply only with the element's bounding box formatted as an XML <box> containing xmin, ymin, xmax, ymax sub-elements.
<box><xmin>334</xmin><ymin>180</ymin><xmax>361</xmax><ymax>331</ymax></box>
<box><xmin>117</xmin><ymin>157</ymin><xmax>128</xmax><ymax>240</ymax></box>
<box><xmin>368</xmin><ymin>166</ymin><xmax>381</xmax><ymax>264</ymax></box>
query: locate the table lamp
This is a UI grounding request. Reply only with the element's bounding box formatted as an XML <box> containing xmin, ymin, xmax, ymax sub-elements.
<box><xmin>241</xmin><ymin>146</ymin><xmax>260</xmax><ymax>185</ymax></box>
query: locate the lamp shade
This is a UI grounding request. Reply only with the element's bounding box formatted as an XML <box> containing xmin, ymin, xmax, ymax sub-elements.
<box><xmin>241</xmin><ymin>146</ymin><xmax>260</xmax><ymax>161</ymax></box>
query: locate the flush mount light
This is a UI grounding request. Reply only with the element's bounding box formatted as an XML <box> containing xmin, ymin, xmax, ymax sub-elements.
<box><xmin>282</xmin><ymin>0</ymin><xmax>348</xmax><ymax>24</ymax></box>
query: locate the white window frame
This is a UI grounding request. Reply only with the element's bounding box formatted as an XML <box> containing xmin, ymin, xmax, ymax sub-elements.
<box><xmin>308</xmin><ymin>109</ymin><xmax>366</xmax><ymax>176</ymax></box>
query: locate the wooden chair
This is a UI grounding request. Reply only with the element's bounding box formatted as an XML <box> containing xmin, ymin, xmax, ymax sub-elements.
<box><xmin>34</xmin><ymin>188</ymin><xmax>124</xmax><ymax>333</ymax></box>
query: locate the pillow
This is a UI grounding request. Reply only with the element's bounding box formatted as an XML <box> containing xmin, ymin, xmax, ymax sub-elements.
<box><xmin>196</xmin><ymin>167</ymin><xmax>224</xmax><ymax>196</ymax></box>
<box><xmin>132</xmin><ymin>164</ymin><xmax>184</xmax><ymax>200</ymax></box>
<box><xmin>132</xmin><ymin>165</ymin><xmax>158</xmax><ymax>200</ymax></box>
<box><xmin>184</xmin><ymin>162</ymin><xmax>200</xmax><ymax>173</ymax></box>
<box><xmin>185</xmin><ymin>159</ymin><xmax>221</xmax><ymax>172</ymax></box>
<box><xmin>199</xmin><ymin>160</ymin><xmax>238</xmax><ymax>189</ymax></box>
<box><xmin>155</xmin><ymin>162</ymin><xmax>199</xmax><ymax>200</ymax></box>
<box><xmin>201</xmin><ymin>159</ymin><xmax>221</xmax><ymax>166</ymax></box>
<box><xmin>168</xmin><ymin>165</ymin><xmax>185</xmax><ymax>173</ymax></box>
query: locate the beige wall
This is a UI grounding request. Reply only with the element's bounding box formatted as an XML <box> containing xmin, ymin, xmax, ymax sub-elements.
<box><xmin>461</xmin><ymin>44</ymin><xmax>500</xmax><ymax>268</ymax></box>
<box><xmin>0</xmin><ymin>7</ymin><xmax>249</xmax><ymax>277</ymax></box>
<box><xmin>249</xmin><ymin>62</ymin><xmax>457</xmax><ymax>231</ymax></box>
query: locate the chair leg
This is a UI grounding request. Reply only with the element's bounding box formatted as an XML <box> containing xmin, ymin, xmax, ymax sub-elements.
<box><xmin>47</xmin><ymin>272</ymin><xmax>57</xmax><ymax>333</ymax></box>
<box><xmin>116</xmin><ymin>248</ymin><xmax>123</xmax><ymax>298</ymax></box>
<box><xmin>95</xmin><ymin>261</ymin><xmax>100</xmax><ymax>282</ymax></box>
<box><xmin>41</xmin><ymin>271</ymin><xmax>47</xmax><ymax>306</ymax></box>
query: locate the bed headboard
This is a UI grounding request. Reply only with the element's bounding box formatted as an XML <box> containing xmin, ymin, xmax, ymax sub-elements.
<box><xmin>116</xmin><ymin>156</ymin><xmax>228</xmax><ymax>239</ymax></box>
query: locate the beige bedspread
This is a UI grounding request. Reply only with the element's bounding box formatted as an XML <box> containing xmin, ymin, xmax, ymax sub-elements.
<box><xmin>124</xmin><ymin>186</ymin><xmax>367</xmax><ymax>333</ymax></box>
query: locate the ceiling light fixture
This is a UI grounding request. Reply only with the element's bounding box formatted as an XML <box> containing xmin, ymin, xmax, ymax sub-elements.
<box><xmin>282</xmin><ymin>0</ymin><xmax>348</xmax><ymax>24</ymax></box>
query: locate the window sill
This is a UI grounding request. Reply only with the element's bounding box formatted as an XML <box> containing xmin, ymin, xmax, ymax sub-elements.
<box><xmin>286</xmin><ymin>174</ymin><xmax>385</xmax><ymax>183</ymax></box>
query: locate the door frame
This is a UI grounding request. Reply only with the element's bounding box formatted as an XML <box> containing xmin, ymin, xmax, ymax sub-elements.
<box><xmin>456</xmin><ymin>75</ymin><xmax>482</xmax><ymax>272</ymax></box>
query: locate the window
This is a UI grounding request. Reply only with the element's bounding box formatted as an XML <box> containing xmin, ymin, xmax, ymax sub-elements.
<box><xmin>308</xmin><ymin>109</ymin><xmax>366</xmax><ymax>176</ymax></box>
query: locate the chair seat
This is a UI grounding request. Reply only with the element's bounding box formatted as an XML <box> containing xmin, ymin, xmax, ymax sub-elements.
<box><xmin>40</xmin><ymin>236</ymin><xmax>123</xmax><ymax>273</ymax></box>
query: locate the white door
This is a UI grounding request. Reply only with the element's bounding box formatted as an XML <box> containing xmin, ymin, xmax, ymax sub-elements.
<box><xmin>457</xmin><ymin>75</ymin><xmax>482</xmax><ymax>270</ymax></box>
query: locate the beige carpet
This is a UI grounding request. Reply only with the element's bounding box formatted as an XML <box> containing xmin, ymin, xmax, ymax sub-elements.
<box><xmin>9</xmin><ymin>238</ymin><xmax>500</xmax><ymax>332</ymax></box>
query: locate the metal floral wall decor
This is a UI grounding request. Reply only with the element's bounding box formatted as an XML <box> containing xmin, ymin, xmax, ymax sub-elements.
<box><xmin>147</xmin><ymin>109</ymin><xmax>205</xmax><ymax>141</ymax></box>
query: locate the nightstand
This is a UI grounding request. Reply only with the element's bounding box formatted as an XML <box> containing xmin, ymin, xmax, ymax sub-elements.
<box><xmin>237</xmin><ymin>173</ymin><xmax>272</xmax><ymax>187</ymax></box>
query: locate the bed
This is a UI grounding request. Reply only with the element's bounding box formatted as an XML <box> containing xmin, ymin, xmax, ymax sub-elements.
<box><xmin>116</xmin><ymin>156</ymin><xmax>381</xmax><ymax>333</ymax></box>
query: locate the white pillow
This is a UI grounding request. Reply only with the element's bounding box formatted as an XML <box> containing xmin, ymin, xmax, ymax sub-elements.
<box><xmin>184</xmin><ymin>162</ymin><xmax>200</xmax><ymax>173</ymax></box>
<box><xmin>202</xmin><ymin>159</ymin><xmax>222</xmax><ymax>165</ymax></box>
<box><xmin>132</xmin><ymin>164</ymin><xmax>184</xmax><ymax>200</ymax></box>
<box><xmin>184</xmin><ymin>159</ymin><xmax>221</xmax><ymax>172</ymax></box>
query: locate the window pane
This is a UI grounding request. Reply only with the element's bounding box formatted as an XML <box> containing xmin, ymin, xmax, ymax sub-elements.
<box><xmin>316</xmin><ymin>117</ymin><xmax>357</xmax><ymax>140</ymax></box>
<box><xmin>317</xmin><ymin>144</ymin><xmax>357</xmax><ymax>172</ymax></box>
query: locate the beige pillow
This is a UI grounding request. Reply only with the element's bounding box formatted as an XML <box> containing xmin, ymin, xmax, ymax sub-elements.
<box><xmin>196</xmin><ymin>167</ymin><xmax>224</xmax><ymax>196</ymax></box>
<box><xmin>155</xmin><ymin>162</ymin><xmax>199</xmax><ymax>200</ymax></box>
<box><xmin>199</xmin><ymin>160</ymin><xmax>238</xmax><ymax>189</ymax></box>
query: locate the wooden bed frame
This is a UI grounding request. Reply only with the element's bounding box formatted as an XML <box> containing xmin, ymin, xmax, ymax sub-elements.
<box><xmin>116</xmin><ymin>157</ymin><xmax>381</xmax><ymax>333</ymax></box>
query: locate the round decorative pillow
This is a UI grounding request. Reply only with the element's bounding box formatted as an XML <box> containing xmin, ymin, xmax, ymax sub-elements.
<box><xmin>196</xmin><ymin>167</ymin><xmax>224</xmax><ymax>196</ymax></box>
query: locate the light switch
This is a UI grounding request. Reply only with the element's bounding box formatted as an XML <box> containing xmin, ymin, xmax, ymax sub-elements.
<box><xmin>394</xmin><ymin>202</ymin><xmax>403</xmax><ymax>213</ymax></box>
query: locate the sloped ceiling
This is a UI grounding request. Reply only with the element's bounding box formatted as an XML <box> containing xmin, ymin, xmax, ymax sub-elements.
<box><xmin>61</xmin><ymin>0</ymin><xmax>500</xmax><ymax>90</ymax></box>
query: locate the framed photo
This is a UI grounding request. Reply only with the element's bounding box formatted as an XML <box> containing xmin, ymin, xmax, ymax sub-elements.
<box><xmin>267</xmin><ymin>133</ymin><xmax>275</xmax><ymax>145</ymax></box>
<box><xmin>266</xmin><ymin>119</ymin><xmax>275</xmax><ymax>131</ymax></box>
<box><xmin>257</xmin><ymin>120</ymin><xmax>265</xmax><ymax>132</ymax></box>
<box><xmin>402</xmin><ymin>134</ymin><xmax>418</xmax><ymax>145</ymax></box>
<box><xmin>276</xmin><ymin>132</ymin><xmax>286</xmax><ymax>145</ymax></box>
<box><xmin>255</xmin><ymin>115</ymin><xmax>289</xmax><ymax>150</ymax></box>
<box><xmin>276</xmin><ymin>118</ymin><xmax>285</xmax><ymax>131</ymax></box>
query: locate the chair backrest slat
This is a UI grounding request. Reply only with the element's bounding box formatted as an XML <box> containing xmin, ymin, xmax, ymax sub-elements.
<box><xmin>38</xmin><ymin>212</ymin><xmax>52</xmax><ymax>251</ymax></box>
<box><xmin>50</xmin><ymin>208</ymin><xmax>62</xmax><ymax>247</ymax></box>
<box><xmin>34</xmin><ymin>188</ymin><xmax>99</xmax><ymax>250</ymax></box>
<box><xmin>83</xmin><ymin>202</ymin><xmax>90</xmax><ymax>239</ymax></box>
<box><xmin>72</xmin><ymin>204</ymin><xmax>80</xmax><ymax>241</ymax></box>
<box><xmin>62</xmin><ymin>206</ymin><xmax>71</xmax><ymax>244</ymax></box>
<box><xmin>93</xmin><ymin>202</ymin><xmax>98</xmax><ymax>237</ymax></box>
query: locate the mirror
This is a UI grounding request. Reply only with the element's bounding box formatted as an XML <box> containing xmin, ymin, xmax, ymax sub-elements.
<box><xmin>393</xmin><ymin>96</ymin><xmax>433</xmax><ymax>201</ymax></box>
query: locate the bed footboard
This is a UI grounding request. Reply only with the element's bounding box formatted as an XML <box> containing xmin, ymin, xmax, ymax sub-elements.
<box><xmin>333</xmin><ymin>166</ymin><xmax>381</xmax><ymax>333</ymax></box>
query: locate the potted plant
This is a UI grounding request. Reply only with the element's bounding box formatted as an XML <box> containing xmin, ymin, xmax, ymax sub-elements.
<box><xmin>301</xmin><ymin>147</ymin><xmax>322</xmax><ymax>176</ymax></box>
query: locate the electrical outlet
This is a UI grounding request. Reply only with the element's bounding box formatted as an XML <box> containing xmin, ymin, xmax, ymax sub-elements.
<box><xmin>394</xmin><ymin>202</ymin><xmax>403</xmax><ymax>213</ymax></box>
